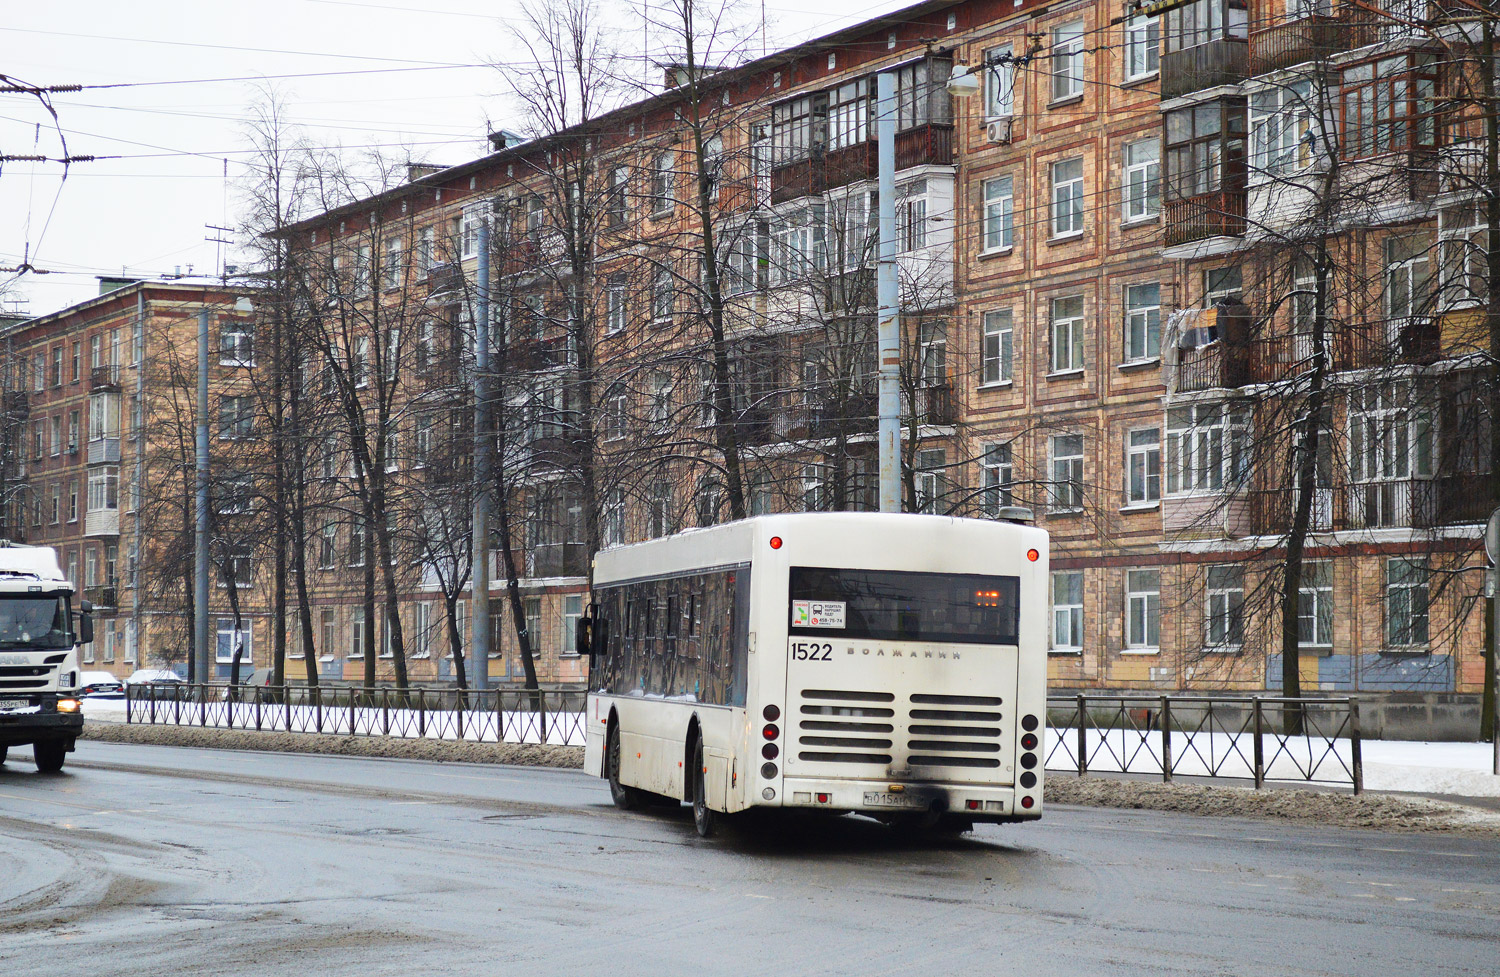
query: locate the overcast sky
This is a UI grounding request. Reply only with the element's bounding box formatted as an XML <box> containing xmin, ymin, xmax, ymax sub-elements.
<box><xmin>1</xmin><ymin>0</ymin><xmax>914</xmax><ymax>317</ymax></box>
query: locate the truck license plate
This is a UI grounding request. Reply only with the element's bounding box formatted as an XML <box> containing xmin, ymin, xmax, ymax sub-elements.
<box><xmin>0</xmin><ymin>698</ymin><xmax>29</xmax><ymax>712</ymax></box>
<box><xmin>863</xmin><ymin>791</ymin><xmax>925</xmax><ymax>809</ymax></box>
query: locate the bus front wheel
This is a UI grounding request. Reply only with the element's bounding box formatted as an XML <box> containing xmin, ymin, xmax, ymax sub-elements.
<box><xmin>691</xmin><ymin>739</ymin><xmax>717</xmax><ymax>838</ymax></box>
<box><xmin>606</xmin><ymin>723</ymin><xmax>646</xmax><ymax>810</ymax></box>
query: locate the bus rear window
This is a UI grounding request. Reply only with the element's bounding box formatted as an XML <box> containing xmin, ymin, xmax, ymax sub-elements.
<box><xmin>789</xmin><ymin>567</ymin><xmax>1019</xmax><ymax>646</ymax></box>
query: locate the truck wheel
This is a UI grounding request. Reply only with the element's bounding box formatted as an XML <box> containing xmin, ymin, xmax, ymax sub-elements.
<box><xmin>34</xmin><ymin>741</ymin><xmax>66</xmax><ymax>774</ymax></box>
<box><xmin>0</xmin><ymin>745</ymin><xmax>7</xmax><ymax>765</ymax></box>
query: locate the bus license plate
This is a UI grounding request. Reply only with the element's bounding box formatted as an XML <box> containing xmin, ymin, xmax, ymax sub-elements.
<box><xmin>0</xmin><ymin>698</ymin><xmax>29</xmax><ymax>712</ymax></box>
<box><xmin>864</xmin><ymin>791</ymin><xmax>925</xmax><ymax>809</ymax></box>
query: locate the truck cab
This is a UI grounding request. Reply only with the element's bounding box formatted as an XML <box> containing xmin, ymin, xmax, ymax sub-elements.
<box><xmin>0</xmin><ymin>540</ymin><xmax>92</xmax><ymax>772</ymax></box>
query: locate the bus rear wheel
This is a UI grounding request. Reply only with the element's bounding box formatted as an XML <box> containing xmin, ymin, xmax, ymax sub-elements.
<box><xmin>605</xmin><ymin>723</ymin><xmax>646</xmax><ymax>810</ymax></box>
<box><xmin>691</xmin><ymin>739</ymin><xmax>716</xmax><ymax>838</ymax></box>
<box><xmin>33</xmin><ymin>740</ymin><xmax>66</xmax><ymax>774</ymax></box>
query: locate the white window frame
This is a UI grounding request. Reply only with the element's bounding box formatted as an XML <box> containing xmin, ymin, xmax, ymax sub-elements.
<box><xmin>1051</xmin><ymin>570</ymin><xmax>1084</xmax><ymax>652</ymax></box>
<box><xmin>773</xmin><ymin>203</ymin><xmax>827</xmax><ymax>281</ymax></box>
<box><xmin>982</xmin><ymin>176</ymin><xmax>1014</xmax><ymax>252</ymax></box>
<box><xmin>897</xmin><ymin>180</ymin><xmax>928</xmax><ymax>253</ymax></box>
<box><xmin>981</xmin><ymin>443</ymin><xmax>1013</xmax><ymax>515</ymax></box>
<box><xmin>215</xmin><ymin>618</ymin><xmax>254</xmax><ymax>665</ymax></box>
<box><xmin>985</xmin><ymin>44</ymin><xmax>1015</xmax><ymax>118</ymax></box>
<box><xmin>982</xmin><ymin>309</ymin><xmax>1014</xmax><ymax>386</ymax></box>
<box><xmin>1049</xmin><ymin>433</ymin><xmax>1085</xmax><ymax>512</ymax></box>
<box><xmin>1050</xmin><ymin>295</ymin><xmax>1085</xmax><ymax>374</ymax></box>
<box><xmin>1298</xmin><ymin>561</ymin><xmax>1333</xmax><ymax>649</ymax></box>
<box><xmin>915</xmin><ymin>448</ymin><xmax>946</xmax><ymax>514</ymax></box>
<box><xmin>1123</xmin><ymin>139</ymin><xmax>1161</xmax><ymax>222</ymax></box>
<box><xmin>1125</xmin><ymin>568</ymin><xmax>1161</xmax><ymax>652</ymax></box>
<box><xmin>561</xmin><ymin>594</ymin><xmax>584</xmax><ymax>656</ymax></box>
<box><xmin>1126</xmin><ymin>427</ymin><xmax>1162</xmax><ymax>505</ymax></box>
<box><xmin>651</xmin><ymin>151</ymin><xmax>675</xmax><ymax>214</ymax></box>
<box><xmin>1205</xmin><ymin>564</ymin><xmax>1244</xmax><ymax>650</ymax></box>
<box><xmin>606</xmin><ymin>277</ymin><xmax>627</xmax><ymax>334</ymax></box>
<box><xmin>348</xmin><ymin>607</ymin><xmax>366</xmax><ymax>659</ymax></box>
<box><xmin>1050</xmin><ymin>21</ymin><xmax>1085</xmax><ymax>102</ymax></box>
<box><xmin>1124</xmin><ymin>282</ymin><xmax>1161</xmax><ymax>362</ymax></box>
<box><xmin>1250</xmin><ymin>79</ymin><xmax>1315</xmax><ymax>178</ymax></box>
<box><xmin>1125</xmin><ymin>13</ymin><xmax>1160</xmax><ymax>81</ymax></box>
<box><xmin>1439</xmin><ymin>200</ymin><xmax>1487</xmax><ymax>311</ymax></box>
<box><xmin>1165</xmin><ymin>403</ymin><xmax>1251</xmax><ymax>495</ymax></box>
<box><xmin>1051</xmin><ymin>158</ymin><xmax>1084</xmax><ymax>237</ymax></box>
<box><xmin>219</xmin><ymin>318</ymin><xmax>255</xmax><ymax>367</ymax></box>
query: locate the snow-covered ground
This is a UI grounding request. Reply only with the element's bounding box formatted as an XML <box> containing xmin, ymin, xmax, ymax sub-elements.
<box><xmin>79</xmin><ymin>697</ymin><xmax>1500</xmax><ymax>797</ymax></box>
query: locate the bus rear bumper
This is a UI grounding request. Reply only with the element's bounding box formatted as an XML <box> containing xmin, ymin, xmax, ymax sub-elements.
<box><xmin>772</xmin><ymin>776</ymin><xmax>1041</xmax><ymax>821</ymax></box>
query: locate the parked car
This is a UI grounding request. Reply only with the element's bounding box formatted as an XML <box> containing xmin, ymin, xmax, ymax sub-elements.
<box><xmin>78</xmin><ymin>671</ymin><xmax>125</xmax><ymax>698</ymax></box>
<box><xmin>125</xmin><ymin>668</ymin><xmax>185</xmax><ymax>699</ymax></box>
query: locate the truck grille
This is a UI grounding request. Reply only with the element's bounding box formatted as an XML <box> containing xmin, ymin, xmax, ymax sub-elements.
<box><xmin>0</xmin><ymin>665</ymin><xmax>54</xmax><ymax>690</ymax></box>
<box><xmin>796</xmin><ymin>690</ymin><xmax>1005</xmax><ymax>771</ymax></box>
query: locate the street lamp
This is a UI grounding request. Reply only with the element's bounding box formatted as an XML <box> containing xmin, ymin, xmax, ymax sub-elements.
<box><xmin>945</xmin><ymin>63</ymin><xmax>982</xmax><ymax>99</ymax></box>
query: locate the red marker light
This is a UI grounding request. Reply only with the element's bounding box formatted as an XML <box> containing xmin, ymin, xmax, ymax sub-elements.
<box><xmin>762</xmin><ymin>723</ymin><xmax>780</xmax><ymax>741</ymax></box>
<box><xmin>1021</xmin><ymin>796</ymin><xmax>1035</xmax><ymax>809</ymax></box>
<box><xmin>769</xmin><ymin>536</ymin><xmax>783</xmax><ymax>550</ymax></box>
<box><xmin>816</xmin><ymin>792</ymin><xmax>829</xmax><ymax>804</ymax></box>
<box><xmin>1026</xmin><ymin>548</ymin><xmax>1040</xmax><ymax>562</ymax></box>
<box><xmin>966</xmin><ymin>799</ymin><xmax>980</xmax><ymax>811</ymax></box>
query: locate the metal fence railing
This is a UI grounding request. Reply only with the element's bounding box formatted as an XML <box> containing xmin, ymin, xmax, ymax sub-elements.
<box><xmin>1045</xmin><ymin>694</ymin><xmax>1364</xmax><ymax>793</ymax></box>
<box><xmin>125</xmin><ymin>684</ymin><xmax>587</xmax><ymax>747</ymax></box>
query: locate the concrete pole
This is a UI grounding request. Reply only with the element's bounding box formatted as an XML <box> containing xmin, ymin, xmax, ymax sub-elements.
<box><xmin>194</xmin><ymin>307</ymin><xmax>211</xmax><ymax>685</ymax></box>
<box><xmin>471</xmin><ymin>219</ymin><xmax>491</xmax><ymax>691</ymax></box>
<box><xmin>876</xmin><ymin>70</ymin><xmax>901</xmax><ymax>514</ymax></box>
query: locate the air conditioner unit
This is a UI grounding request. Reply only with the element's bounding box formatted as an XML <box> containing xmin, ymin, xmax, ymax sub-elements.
<box><xmin>985</xmin><ymin>118</ymin><xmax>1014</xmax><ymax>145</ymax></box>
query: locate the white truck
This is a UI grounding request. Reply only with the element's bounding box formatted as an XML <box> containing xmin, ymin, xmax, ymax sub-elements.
<box><xmin>0</xmin><ymin>540</ymin><xmax>92</xmax><ymax>772</ymax></box>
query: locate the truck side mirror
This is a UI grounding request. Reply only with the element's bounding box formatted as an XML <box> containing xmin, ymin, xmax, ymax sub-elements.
<box><xmin>575</xmin><ymin>613</ymin><xmax>592</xmax><ymax>659</ymax></box>
<box><xmin>77</xmin><ymin>601</ymin><xmax>94</xmax><ymax>645</ymax></box>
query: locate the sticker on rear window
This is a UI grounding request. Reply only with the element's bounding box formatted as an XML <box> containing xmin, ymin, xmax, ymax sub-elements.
<box><xmin>792</xmin><ymin>600</ymin><xmax>846</xmax><ymax>629</ymax></box>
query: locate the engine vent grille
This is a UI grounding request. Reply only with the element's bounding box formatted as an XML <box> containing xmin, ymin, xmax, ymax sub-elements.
<box><xmin>795</xmin><ymin>689</ymin><xmax>1007</xmax><ymax>773</ymax></box>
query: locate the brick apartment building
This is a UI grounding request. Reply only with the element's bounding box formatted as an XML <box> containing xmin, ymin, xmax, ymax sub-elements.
<box><xmin>2</xmin><ymin>0</ymin><xmax>1492</xmax><ymax>725</ymax></box>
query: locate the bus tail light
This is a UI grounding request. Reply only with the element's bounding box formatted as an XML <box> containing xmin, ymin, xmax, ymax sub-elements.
<box><xmin>769</xmin><ymin>536</ymin><xmax>783</xmax><ymax>550</ymax></box>
<box><xmin>816</xmin><ymin>792</ymin><xmax>830</xmax><ymax>804</ymax></box>
<box><xmin>762</xmin><ymin>723</ymin><xmax>780</xmax><ymax>741</ymax></box>
<box><xmin>965</xmin><ymin>799</ymin><xmax>980</xmax><ymax>811</ymax></box>
<box><xmin>1026</xmin><ymin>548</ymin><xmax>1039</xmax><ymax>562</ymax></box>
<box><xmin>1020</xmin><ymin>733</ymin><xmax>1038</xmax><ymax>750</ymax></box>
<box><xmin>1020</xmin><ymin>796</ymin><xmax>1035</xmax><ymax>809</ymax></box>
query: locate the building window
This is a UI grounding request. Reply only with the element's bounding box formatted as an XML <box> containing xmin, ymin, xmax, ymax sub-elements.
<box><xmin>562</xmin><ymin>594</ymin><xmax>584</xmax><ymax>655</ymax></box>
<box><xmin>1125</xmin><ymin>569</ymin><xmax>1161</xmax><ymax>651</ymax></box>
<box><xmin>828</xmin><ymin>79</ymin><xmax>870</xmax><ymax>150</ymax></box>
<box><xmin>216</xmin><ymin>619</ymin><xmax>253</xmax><ymax>664</ymax></box>
<box><xmin>1122</xmin><ymin>139</ymin><xmax>1161</xmax><ymax>221</ymax></box>
<box><xmin>727</xmin><ymin>220</ymin><xmax>769</xmax><ymax>292</ymax></box>
<box><xmin>1050</xmin><ymin>295</ymin><xmax>1085</xmax><ymax>373</ymax></box>
<box><xmin>1298</xmin><ymin>561</ymin><xmax>1333</xmax><ymax>648</ymax></box>
<box><xmin>893</xmin><ymin>59</ymin><xmax>950</xmax><ymax>131</ymax></box>
<box><xmin>71</xmin><ymin>341</ymin><xmax>81</xmax><ymax>382</ymax></box>
<box><xmin>349</xmin><ymin>521</ymin><xmax>367</xmax><ymax>567</ymax></box>
<box><xmin>1386</xmin><ymin>558</ymin><xmax>1429</xmax><ymax>648</ymax></box>
<box><xmin>1205</xmin><ymin>565</ymin><xmax>1244</xmax><ymax>650</ymax></box>
<box><xmin>318</xmin><ymin>523</ymin><xmax>337</xmax><ymax>570</ymax></box>
<box><xmin>1049</xmin><ymin>434</ymin><xmax>1084</xmax><ymax>512</ymax></box>
<box><xmin>897</xmin><ymin>180</ymin><xmax>928</xmax><ymax>252</ymax></box>
<box><xmin>981</xmin><ymin>444</ymin><xmax>1013</xmax><ymax>515</ymax></box>
<box><xmin>650</xmin><ymin>269</ymin><xmax>674</xmax><ymax>327</ymax></box>
<box><xmin>1349</xmin><ymin>384</ymin><xmax>1433</xmax><ymax>527</ymax></box>
<box><xmin>651</xmin><ymin>151</ymin><xmax>675</xmax><ymax>213</ymax></box>
<box><xmin>1050</xmin><ymin>21</ymin><xmax>1085</xmax><ymax>102</ymax></box>
<box><xmin>915</xmin><ymin>449</ymin><xmax>946</xmax><ymax>513</ymax></box>
<box><xmin>220</xmin><ymin>318</ymin><xmax>254</xmax><ymax>366</ymax></box>
<box><xmin>217</xmin><ymin>473</ymin><xmax>254</xmax><ymax>515</ymax></box>
<box><xmin>1165</xmin><ymin>99</ymin><xmax>1246</xmax><ymax>200</ymax></box>
<box><xmin>1165</xmin><ymin>403</ymin><xmax>1251</xmax><ymax>494</ymax></box>
<box><xmin>606</xmin><ymin>276</ymin><xmax>627</xmax><ymax>334</ymax></box>
<box><xmin>50</xmin><ymin>415</ymin><xmax>62</xmax><ymax>456</ymax></box>
<box><xmin>382</xmin><ymin>237</ymin><xmax>403</xmax><ymax>290</ymax></box>
<box><xmin>985</xmin><ymin>44</ymin><xmax>1015</xmax><ymax>118</ymax></box>
<box><xmin>222</xmin><ymin>543</ymin><xmax>253</xmax><ymax>588</ymax></box>
<box><xmin>773</xmin><ymin>203</ymin><xmax>827</xmax><ymax>280</ymax></box>
<box><xmin>982</xmin><ymin>176</ymin><xmax>1014</xmax><ymax>251</ymax></box>
<box><xmin>218</xmin><ymin>395</ymin><xmax>254</xmax><ymax>439</ymax></box>
<box><xmin>1052</xmin><ymin>571</ymin><xmax>1084</xmax><ymax>651</ymax></box>
<box><xmin>1251</xmin><ymin>79</ymin><xmax>1316</xmax><ymax>176</ymax></box>
<box><xmin>695</xmin><ymin>480</ymin><xmax>722</xmax><ymax>527</ymax></box>
<box><xmin>67</xmin><ymin>479</ymin><xmax>79</xmax><ymax>522</ymax></box>
<box><xmin>1385</xmin><ymin>232</ymin><xmax>1434</xmax><ymax>329</ymax></box>
<box><xmin>1439</xmin><ymin>200</ymin><xmax>1487</xmax><ymax>310</ymax></box>
<box><xmin>772</xmin><ymin>94</ymin><xmax>823</xmax><ymax>165</ymax></box>
<box><xmin>1124</xmin><ymin>13</ymin><xmax>1160</xmax><ymax>80</ymax></box>
<box><xmin>348</xmin><ymin>608</ymin><xmax>366</xmax><ymax>659</ymax></box>
<box><xmin>1126</xmin><ymin>428</ymin><xmax>1162</xmax><ymax>505</ymax></box>
<box><xmin>50</xmin><ymin>484</ymin><xmax>60</xmax><ymax>525</ymax></box>
<box><xmin>1051</xmin><ymin>159</ymin><xmax>1084</xmax><ymax>236</ymax></box>
<box><xmin>602</xmin><ymin>487</ymin><xmax>626</xmax><ymax>546</ymax></box>
<box><xmin>87</xmin><ymin>469</ymin><xmax>119</xmax><ymax>512</ymax></box>
<box><xmin>1341</xmin><ymin>54</ymin><xmax>1437</xmax><ymax>159</ymax></box>
<box><xmin>51</xmin><ymin>347</ymin><xmax>63</xmax><ymax>387</ymax></box>
<box><xmin>607</xmin><ymin>166</ymin><xmax>629</xmax><ymax>226</ymax></box>
<box><xmin>982</xmin><ymin>310</ymin><xmax>1013</xmax><ymax>385</ymax></box>
<box><xmin>1163</xmin><ymin>0</ymin><xmax>1249</xmax><ymax>53</ymax></box>
<box><xmin>1124</xmin><ymin>283</ymin><xmax>1161</xmax><ymax>362</ymax></box>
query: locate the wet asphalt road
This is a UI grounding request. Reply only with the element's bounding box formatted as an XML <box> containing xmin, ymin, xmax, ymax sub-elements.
<box><xmin>0</xmin><ymin>742</ymin><xmax>1496</xmax><ymax>976</ymax></box>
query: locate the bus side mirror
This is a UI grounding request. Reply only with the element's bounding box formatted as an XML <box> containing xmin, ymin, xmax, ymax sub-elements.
<box><xmin>77</xmin><ymin>601</ymin><xmax>94</xmax><ymax>645</ymax></box>
<box><xmin>575</xmin><ymin>614</ymin><xmax>593</xmax><ymax>659</ymax></box>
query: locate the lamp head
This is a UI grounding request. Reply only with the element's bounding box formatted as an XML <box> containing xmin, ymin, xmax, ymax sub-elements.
<box><xmin>946</xmin><ymin>63</ymin><xmax>981</xmax><ymax>98</ymax></box>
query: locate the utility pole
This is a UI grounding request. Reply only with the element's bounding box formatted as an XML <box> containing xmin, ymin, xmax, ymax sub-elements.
<box><xmin>194</xmin><ymin>307</ymin><xmax>211</xmax><ymax>685</ymax></box>
<box><xmin>471</xmin><ymin>218</ymin><xmax>491</xmax><ymax>691</ymax></box>
<box><xmin>875</xmin><ymin>70</ymin><xmax>900</xmax><ymax>514</ymax></box>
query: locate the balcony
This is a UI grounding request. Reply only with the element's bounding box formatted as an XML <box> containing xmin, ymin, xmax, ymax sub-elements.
<box><xmin>1161</xmin><ymin>39</ymin><xmax>1247</xmax><ymax>100</ymax></box>
<box><xmin>770</xmin><ymin>124</ymin><xmax>953</xmax><ymax>205</ymax></box>
<box><xmin>1164</xmin><ymin>190</ymin><xmax>1247</xmax><ymax>248</ymax></box>
<box><xmin>89</xmin><ymin>364</ymin><xmax>121</xmax><ymax>391</ymax></box>
<box><xmin>425</xmin><ymin>262</ymin><xmax>462</xmax><ymax>295</ymax></box>
<box><xmin>913</xmin><ymin>382</ymin><xmax>956</xmax><ymax>426</ymax></box>
<box><xmin>85</xmin><ymin>508</ymin><xmax>119</xmax><ymax>538</ymax></box>
<box><xmin>1248</xmin><ymin>12</ymin><xmax>1380</xmax><ymax>75</ymax></box>
<box><xmin>88</xmin><ymin>437</ymin><xmax>121</xmax><ymax>465</ymax></box>
<box><xmin>1243</xmin><ymin>474</ymin><xmax>1489</xmax><ymax>533</ymax></box>
<box><xmin>84</xmin><ymin>583</ymin><xmax>118</xmax><ymax>609</ymax></box>
<box><xmin>1167</xmin><ymin>303</ymin><xmax>1252</xmax><ymax>393</ymax></box>
<box><xmin>811</xmin><ymin>391</ymin><xmax>877</xmax><ymax>440</ymax></box>
<box><xmin>3</xmin><ymin>391</ymin><xmax>28</xmax><ymax>420</ymax></box>
<box><xmin>528</xmin><ymin>542</ymin><xmax>587</xmax><ymax>578</ymax></box>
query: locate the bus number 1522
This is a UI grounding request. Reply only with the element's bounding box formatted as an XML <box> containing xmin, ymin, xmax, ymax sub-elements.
<box><xmin>791</xmin><ymin>641</ymin><xmax>833</xmax><ymax>661</ymax></box>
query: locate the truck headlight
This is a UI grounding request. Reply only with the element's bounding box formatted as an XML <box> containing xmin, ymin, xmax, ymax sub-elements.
<box><xmin>57</xmin><ymin>698</ymin><xmax>81</xmax><ymax>713</ymax></box>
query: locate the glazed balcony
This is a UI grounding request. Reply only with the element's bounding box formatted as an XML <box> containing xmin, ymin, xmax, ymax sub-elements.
<box><xmin>770</xmin><ymin>124</ymin><xmax>953</xmax><ymax>206</ymax></box>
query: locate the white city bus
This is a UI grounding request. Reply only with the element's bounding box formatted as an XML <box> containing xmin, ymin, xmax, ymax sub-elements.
<box><xmin>579</xmin><ymin>512</ymin><xmax>1048</xmax><ymax>837</ymax></box>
